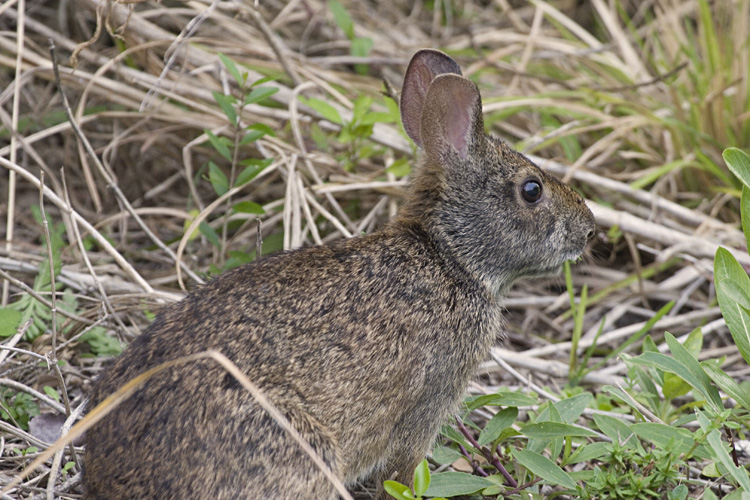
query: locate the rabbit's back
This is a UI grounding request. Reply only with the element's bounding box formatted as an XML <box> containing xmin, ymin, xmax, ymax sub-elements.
<box><xmin>83</xmin><ymin>224</ymin><xmax>502</xmax><ymax>500</ymax></box>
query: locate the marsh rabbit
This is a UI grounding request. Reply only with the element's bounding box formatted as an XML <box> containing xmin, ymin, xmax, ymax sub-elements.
<box><xmin>83</xmin><ymin>49</ymin><xmax>595</xmax><ymax>499</ymax></box>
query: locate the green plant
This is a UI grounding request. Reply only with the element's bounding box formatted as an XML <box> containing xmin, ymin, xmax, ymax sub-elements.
<box><xmin>200</xmin><ymin>53</ymin><xmax>278</xmax><ymax>272</ymax></box>
<box><xmin>300</xmin><ymin>93</ymin><xmax>399</xmax><ymax>172</ymax></box>
<box><xmin>0</xmin><ymin>389</ymin><xmax>39</xmax><ymax>431</ymax></box>
<box><xmin>384</xmin><ymin>459</ymin><xmax>449</xmax><ymax>500</ymax></box>
<box><xmin>328</xmin><ymin>0</ymin><xmax>373</xmax><ymax>75</ymax></box>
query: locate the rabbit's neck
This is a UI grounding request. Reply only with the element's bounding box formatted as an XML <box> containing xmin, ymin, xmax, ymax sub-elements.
<box><xmin>388</xmin><ymin>213</ymin><xmax>513</xmax><ymax>300</ymax></box>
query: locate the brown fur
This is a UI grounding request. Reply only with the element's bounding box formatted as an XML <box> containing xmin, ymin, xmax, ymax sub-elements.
<box><xmin>83</xmin><ymin>49</ymin><xmax>595</xmax><ymax>500</ymax></box>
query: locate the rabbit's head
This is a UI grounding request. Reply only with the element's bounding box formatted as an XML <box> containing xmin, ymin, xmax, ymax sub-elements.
<box><xmin>399</xmin><ymin>49</ymin><xmax>595</xmax><ymax>295</ymax></box>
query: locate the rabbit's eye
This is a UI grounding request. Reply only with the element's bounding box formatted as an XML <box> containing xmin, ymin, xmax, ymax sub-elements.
<box><xmin>521</xmin><ymin>180</ymin><xmax>542</xmax><ymax>203</ymax></box>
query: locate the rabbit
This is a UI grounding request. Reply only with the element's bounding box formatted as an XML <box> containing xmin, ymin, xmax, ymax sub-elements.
<box><xmin>82</xmin><ymin>49</ymin><xmax>595</xmax><ymax>500</ymax></box>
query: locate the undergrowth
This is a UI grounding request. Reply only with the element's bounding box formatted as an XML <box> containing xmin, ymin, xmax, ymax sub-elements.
<box><xmin>1</xmin><ymin>1</ymin><xmax>749</xmax><ymax>499</ymax></box>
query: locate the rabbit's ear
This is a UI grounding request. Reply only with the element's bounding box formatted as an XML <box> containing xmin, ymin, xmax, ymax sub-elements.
<box><xmin>420</xmin><ymin>74</ymin><xmax>484</xmax><ymax>161</ymax></box>
<box><xmin>400</xmin><ymin>50</ymin><xmax>462</xmax><ymax>148</ymax></box>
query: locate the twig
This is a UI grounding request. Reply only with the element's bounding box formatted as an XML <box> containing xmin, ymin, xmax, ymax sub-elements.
<box><xmin>455</xmin><ymin>417</ymin><xmax>517</xmax><ymax>487</ymax></box>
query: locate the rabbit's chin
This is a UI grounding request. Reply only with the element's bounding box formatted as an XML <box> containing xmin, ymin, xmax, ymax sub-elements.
<box><xmin>531</xmin><ymin>253</ymin><xmax>585</xmax><ymax>278</ymax></box>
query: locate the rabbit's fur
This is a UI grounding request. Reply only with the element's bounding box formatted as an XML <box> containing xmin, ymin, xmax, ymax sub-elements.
<box><xmin>83</xmin><ymin>49</ymin><xmax>595</xmax><ymax>500</ymax></box>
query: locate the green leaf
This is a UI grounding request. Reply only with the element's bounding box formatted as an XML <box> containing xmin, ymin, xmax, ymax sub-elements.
<box><xmin>382</xmin><ymin>480</ymin><xmax>412</xmax><ymax>500</ymax></box>
<box><xmin>625</xmin><ymin>347</ymin><xmax>722</xmax><ymax>412</ymax></box>
<box><xmin>424</xmin><ymin>472</ymin><xmax>495</xmax><ymax>497</ymax></box>
<box><xmin>211</xmin><ymin>91</ymin><xmax>237</xmax><ymax>125</ymax></box>
<box><xmin>723</xmin><ymin>147</ymin><xmax>750</xmax><ymax>189</ymax></box>
<box><xmin>702</xmin><ymin>361</ymin><xmax>750</xmax><ymax>411</ymax></box>
<box><xmin>204</xmin><ymin>130</ymin><xmax>232</xmax><ymax>161</ymax></box>
<box><xmin>386</xmin><ymin>157</ymin><xmax>411</xmax><ymax>177</ymax></box>
<box><xmin>218</xmin><ymin>53</ymin><xmax>245</xmax><ymax>87</ymax></box>
<box><xmin>351</xmin><ymin>37</ymin><xmax>373</xmax><ymax>75</ymax></box>
<box><xmin>243</xmin><ymin>86</ymin><xmax>279</xmax><ymax>107</ymax></box>
<box><xmin>79</xmin><ymin>327</ymin><xmax>122</xmax><ymax>357</ymax></box>
<box><xmin>521</xmin><ymin>422</ymin><xmax>598</xmax><ymax>439</ymax></box>
<box><xmin>630</xmin><ymin>423</ymin><xmax>693</xmax><ymax>455</ymax></box>
<box><xmin>199</xmin><ymin>221</ymin><xmax>221</xmax><ymax>248</ymax></box>
<box><xmin>465</xmin><ymin>391</ymin><xmax>538</xmax><ymax>411</ymax></box>
<box><xmin>742</xmin><ymin>185</ymin><xmax>750</xmax><ymax>252</ymax></box>
<box><xmin>352</xmin><ymin>95</ymin><xmax>373</xmax><ymax>123</ymax></box>
<box><xmin>697</xmin><ymin>409</ymin><xmax>750</xmax><ymax>490</ymax></box>
<box><xmin>43</xmin><ymin>386</ymin><xmax>60</xmax><ymax>402</ymax></box>
<box><xmin>0</xmin><ymin>308</ymin><xmax>22</xmax><ymax>337</ymax></box>
<box><xmin>240</xmin><ymin>123</ymin><xmax>276</xmax><ymax>145</ymax></box>
<box><xmin>664</xmin><ymin>332</ymin><xmax>723</xmax><ymax>410</ymax></box>
<box><xmin>478</xmin><ymin>407</ymin><xmax>518</xmax><ymax>445</ymax></box>
<box><xmin>714</xmin><ymin>250</ymin><xmax>750</xmax><ymax>366</ymax></box>
<box><xmin>232</xmin><ymin>201</ymin><xmax>265</xmax><ymax>215</ymax></box>
<box><xmin>328</xmin><ymin>0</ymin><xmax>354</xmax><ymax>39</ymax></box>
<box><xmin>431</xmin><ymin>445</ymin><xmax>463</xmax><ymax>464</ymax></box>
<box><xmin>412</xmin><ymin>459</ymin><xmax>430</xmax><ymax>497</ymax></box>
<box><xmin>592</xmin><ymin>413</ymin><xmax>636</xmax><ymax>446</ymax></box>
<box><xmin>207</xmin><ymin>161</ymin><xmax>229</xmax><ymax>195</ymax></box>
<box><xmin>299</xmin><ymin>96</ymin><xmax>343</xmax><ymax>125</ymax></box>
<box><xmin>513</xmin><ymin>449</ymin><xmax>577</xmax><ymax>490</ymax></box>
<box><xmin>554</xmin><ymin>393</ymin><xmax>593</xmax><ymax>423</ymax></box>
<box><xmin>566</xmin><ymin>441</ymin><xmax>610</xmax><ymax>465</ymax></box>
<box><xmin>236</xmin><ymin>158</ymin><xmax>273</xmax><ymax>187</ymax></box>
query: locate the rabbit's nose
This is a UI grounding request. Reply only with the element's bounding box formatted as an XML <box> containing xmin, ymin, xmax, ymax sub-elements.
<box><xmin>586</xmin><ymin>228</ymin><xmax>595</xmax><ymax>240</ymax></box>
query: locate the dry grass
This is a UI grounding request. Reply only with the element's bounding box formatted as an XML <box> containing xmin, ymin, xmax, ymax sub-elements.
<box><xmin>0</xmin><ymin>0</ymin><xmax>749</xmax><ymax>498</ymax></box>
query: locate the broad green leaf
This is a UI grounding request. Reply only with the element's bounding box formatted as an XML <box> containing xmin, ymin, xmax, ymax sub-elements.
<box><xmin>465</xmin><ymin>391</ymin><xmax>538</xmax><ymax>411</ymax></box>
<box><xmin>299</xmin><ymin>97</ymin><xmax>343</xmax><ymax>125</ymax></box>
<box><xmin>592</xmin><ymin>414</ymin><xmax>639</xmax><ymax>450</ymax></box>
<box><xmin>702</xmin><ymin>361</ymin><xmax>750</xmax><ymax>411</ymax></box>
<box><xmin>243</xmin><ymin>86</ymin><xmax>279</xmax><ymax>107</ymax></box>
<box><xmin>424</xmin><ymin>472</ymin><xmax>495</xmax><ymax>497</ymax></box>
<box><xmin>630</xmin><ymin>423</ymin><xmax>693</xmax><ymax>455</ymax></box>
<box><xmin>204</xmin><ymin>130</ymin><xmax>232</xmax><ymax>161</ymax></box>
<box><xmin>431</xmin><ymin>445</ymin><xmax>463</xmax><ymax>465</ymax></box>
<box><xmin>232</xmin><ymin>201</ymin><xmax>265</xmax><ymax>215</ymax></box>
<box><xmin>624</xmin><ymin>349</ymin><xmax>722</xmax><ymax>412</ymax></box>
<box><xmin>521</xmin><ymin>422</ymin><xmax>597</xmax><ymax>439</ymax></box>
<box><xmin>382</xmin><ymin>480</ymin><xmax>412</xmax><ymax>500</ymax></box>
<box><xmin>742</xmin><ymin>185</ymin><xmax>750</xmax><ymax>252</ymax></box>
<box><xmin>412</xmin><ymin>459</ymin><xmax>430</xmax><ymax>497</ymax></box>
<box><xmin>0</xmin><ymin>308</ymin><xmax>22</xmax><ymax>337</ymax></box>
<box><xmin>207</xmin><ymin>161</ymin><xmax>229</xmax><ymax>196</ymax></box>
<box><xmin>723</xmin><ymin>147</ymin><xmax>750</xmax><ymax>189</ymax></box>
<box><xmin>715</xmin><ymin>246</ymin><xmax>750</xmax><ymax>366</ymax></box>
<box><xmin>566</xmin><ymin>441</ymin><xmax>610</xmax><ymax>465</ymax></box>
<box><xmin>477</xmin><ymin>407</ymin><xmax>517</xmax><ymax>445</ymax></box>
<box><xmin>211</xmin><ymin>91</ymin><xmax>237</xmax><ymax>125</ymax></box>
<box><xmin>665</xmin><ymin>332</ymin><xmax>723</xmax><ymax>410</ymax></box>
<box><xmin>513</xmin><ymin>449</ymin><xmax>577</xmax><ymax>490</ymax></box>
<box><xmin>218</xmin><ymin>53</ymin><xmax>245</xmax><ymax>87</ymax></box>
<box><xmin>723</xmin><ymin>491</ymin><xmax>750</xmax><ymax>500</ymax></box>
<box><xmin>669</xmin><ymin>484</ymin><xmax>689</xmax><ymax>500</ymax></box>
<box><xmin>554</xmin><ymin>393</ymin><xmax>593</xmax><ymax>423</ymax></box>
